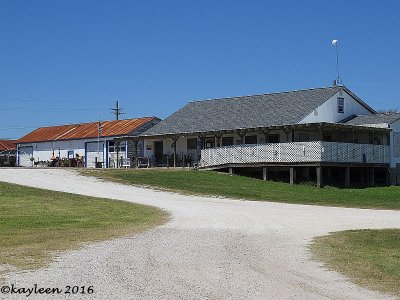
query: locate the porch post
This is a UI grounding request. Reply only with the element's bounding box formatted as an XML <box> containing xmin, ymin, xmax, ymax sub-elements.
<box><xmin>284</xmin><ymin>127</ymin><xmax>290</xmax><ymax>142</ymax></box>
<box><xmin>316</xmin><ymin>166</ymin><xmax>323</xmax><ymax>188</ymax></box>
<box><xmin>290</xmin><ymin>167</ymin><xmax>296</xmax><ymax>185</ymax></box>
<box><xmin>215</xmin><ymin>133</ymin><xmax>222</xmax><ymax>147</ymax></box>
<box><xmin>116</xmin><ymin>140</ymin><xmax>120</xmax><ymax>168</ymax></box>
<box><xmin>345</xmin><ymin>167</ymin><xmax>350</xmax><ymax>188</ymax></box>
<box><xmin>172</xmin><ymin>136</ymin><xmax>179</xmax><ymax>168</ymax></box>
<box><xmin>134</xmin><ymin>140</ymin><xmax>139</xmax><ymax>168</ymax></box>
<box><xmin>229</xmin><ymin>167</ymin><xmax>234</xmax><ymax>175</ymax></box>
<box><xmin>237</xmin><ymin>130</ymin><xmax>247</xmax><ymax>144</ymax></box>
<box><xmin>319</xmin><ymin>124</ymin><xmax>323</xmax><ymax>141</ymax></box>
<box><xmin>262</xmin><ymin>128</ymin><xmax>269</xmax><ymax>144</ymax></box>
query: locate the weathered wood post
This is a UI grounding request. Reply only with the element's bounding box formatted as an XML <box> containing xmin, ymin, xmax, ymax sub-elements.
<box><xmin>345</xmin><ymin>166</ymin><xmax>351</xmax><ymax>188</ymax></box>
<box><xmin>290</xmin><ymin>167</ymin><xmax>296</xmax><ymax>185</ymax></box>
<box><xmin>316</xmin><ymin>166</ymin><xmax>323</xmax><ymax>188</ymax></box>
<box><xmin>172</xmin><ymin>136</ymin><xmax>179</xmax><ymax>168</ymax></box>
<box><xmin>370</xmin><ymin>167</ymin><xmax>375</xmax><ymax>187</ymax></box>
<box><xmin>263</xmin><ymin>167</ymin><xmax>268</xmax><ymax>181</ymax></box>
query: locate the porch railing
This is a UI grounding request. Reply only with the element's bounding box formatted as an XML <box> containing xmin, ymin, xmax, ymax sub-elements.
<box><xmin>199</xmin><ymin>141</ymin><xmax>390</xmax><ymax>168</ymax></box>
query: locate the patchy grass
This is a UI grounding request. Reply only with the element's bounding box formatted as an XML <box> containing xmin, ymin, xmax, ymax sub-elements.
<box><xmin>81</xmin><ymin>169</ymin><xmax>400</xmax><ymax>210</ymax></box>
<box><xmin>0</xmin><ymin>182</ymin><xmax>167</xmax><ymax>277</ymax></box>
<box><xmin>311</xmin><ymin>229</ymin><xmax>400</xmax><ymax>297</ymax></box>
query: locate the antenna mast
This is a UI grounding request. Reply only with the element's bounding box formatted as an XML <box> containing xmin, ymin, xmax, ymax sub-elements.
<box><xmin>331</xmin><ymin>39</ymin><xmax>342</xmax><ymax>86</ymax></box>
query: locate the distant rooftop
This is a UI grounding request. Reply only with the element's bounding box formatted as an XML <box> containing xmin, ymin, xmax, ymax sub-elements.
<box><xmin>0</xmin><ymin>140</ymin><xmax>16</xmax><ymax>151</ymax></box>
<box><xmin>343</xmin><ymin>113</ymin><xmax>400</xmax><ymax>126</ymax></box>
<box><xmin>17</xmin><ymin>117</ymin><xmax>158</xmax><ymax>143</ymax></box>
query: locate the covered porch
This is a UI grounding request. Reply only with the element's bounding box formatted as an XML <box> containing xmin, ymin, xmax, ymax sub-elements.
<box><xmin>140</xmin><ymin>123</ymin><xmax>390</xmax><ymax>168</ymax></box>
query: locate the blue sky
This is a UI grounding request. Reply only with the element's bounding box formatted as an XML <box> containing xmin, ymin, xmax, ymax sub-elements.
<box><xmin>1</xmin><ymin>0</ymin><xmax>399</xmax><ymax>139</ymax></box>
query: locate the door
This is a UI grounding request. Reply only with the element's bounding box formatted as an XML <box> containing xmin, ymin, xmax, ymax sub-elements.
<box><xmin>18</xmin><ymin>146</ymin><xmax>33</xmax><ymax>167</ymax></box>
<box><xmin>154</xmin><ymin>141</ymin><xmax>163</xmax><ymax>161</ymax></box>
<box><xmin>86</xmin><ymin>142</ymin><xmax>104</xmax><ymax>168</ymax></box>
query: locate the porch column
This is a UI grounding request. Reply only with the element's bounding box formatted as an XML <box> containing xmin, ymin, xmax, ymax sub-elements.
<box><xmin>237</xmin><ymin>130</ymin><xmax>246</xmax><ymax>144</ymax></box>
<box><xmin>318</xmin><ymin>124</ymin><xmax>323</xmax><ymax>141</ymax></box>
<box><xmin>172</xmin><ymin>136</ymin><xmax>179</xmax><ymax>168</ymax></box>
<box><xmin>116</xmin><ymin>140</ymin><xmax>120</xmax><ymax>168</ymax></box>
<box><xmin>262</xmin><ymin>129</ymin><xmax>269</xmax><ymax>144</ymax></box>
<box><xmin>345</xmin><ymin>167</ymin><xmax>350</xmax><ymax>188</ymax></box>
<box><xmin>215</xmin><ymin>134</ymin><xmax>222</xmax><ymax>147</ymax></box>
<box><xmin>284</xmin><ymin>127</ymin><xmax>290</xmax><ymax>142</ymax></box>
<box><xmin>316</xmin><ymin>166</ymin><xmax>323</xmax><ymax>188</ymax></box>
<box><xmin>229</xmin><ymin>167</ymin><xmax>234</xmax><ymax>175</ymax></box>
<box><xmin>290</xmin><ymin>167</ymin><xmax>296</xmax><ymax>185</ymax></box>
<box><xmin>134</xmin><ymin>140</ymin><xmax>139</xmax><ymax>168</ymax></box>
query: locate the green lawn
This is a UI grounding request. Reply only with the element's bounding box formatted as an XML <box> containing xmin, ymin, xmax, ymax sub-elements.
<box><xmin>311</xmin><ymin>229</ymin><xmax>400</xmax><ymax>297</ymax></box>
<box><xmin>81</xmin><ymin>169</ymin><xmax>400</xmax><ymax>210</ymax></box>
<box><xmin>0</xmin><ymin>182</ymin><xmax>167</xmax><ymax>276</ymax></box>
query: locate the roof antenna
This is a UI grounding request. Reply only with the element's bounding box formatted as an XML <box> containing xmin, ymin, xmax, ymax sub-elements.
<box><xmin>331</xmin><ymin>39</ymin><xmax>343</xmax><ymax>86</ymax></box>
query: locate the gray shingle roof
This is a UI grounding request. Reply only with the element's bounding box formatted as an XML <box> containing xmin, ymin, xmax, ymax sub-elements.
<box><xmin>343</xmin><ymin>113</ymin><xmax>400</xmax><ymax>126</ymax></box>
<box><xmin>143</xmin><ymin>86</ymin><xmax>364</xmax><ymax>136</ymax></box>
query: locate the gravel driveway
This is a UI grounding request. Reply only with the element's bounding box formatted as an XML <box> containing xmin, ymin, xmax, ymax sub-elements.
<box><xmin>1</xmin><ymin>169</ymin><xmax>399</xmax><ymax>300</ymax></box>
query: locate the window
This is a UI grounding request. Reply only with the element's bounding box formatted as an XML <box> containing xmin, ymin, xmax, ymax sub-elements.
<box><xmin>205</xmin><ymin>138</ymin><xmax>215</xmax><ymax>149</ymax></box>
<box><xmin>108</xmin><ymin>141</ymin><xmax>126</xmax><ymax>153</ymax></box>
<box><xmin>222</xmin><ymin>137</ymin><xmax>234</xmax><ymax>146</ymax></box>
<box><xmin>337</xmin><ymin>97</ymin><xmax>345</xmax><ymax>113</ymax></box>
<box><xmin>268</xmin><ymin>134</ymin><xmax>280</xmax><ymax>143</ymax></box>
<box><xmin>244</xmin><ymin>135</ymin><xmax>257</xmax><ymax>144</ymax></box>
<box><xmin>67</xmin><ymin>150</ymin><xmax>74</xmax><ymax>159</ymax></box>
<box><xmin>298</xmin><ymin>133</ymin><xmax>310</xmax><ymax>142</ymax></box>
<box><xmin>187</xmin><ymin>138</ymin><xmax>197</xmax><ymax>150</ymax></box>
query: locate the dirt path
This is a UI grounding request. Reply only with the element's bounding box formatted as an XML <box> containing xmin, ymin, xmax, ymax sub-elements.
<box><xmin>1</xmin><ymin>169</ymin><xmax>399</xmax><ymax>299</ymax></box>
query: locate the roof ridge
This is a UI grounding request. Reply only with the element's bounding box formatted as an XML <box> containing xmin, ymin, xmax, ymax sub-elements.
<box><xmin>188</xmin><ymin>86</ymin><xmax>339</xmax><ymax>104</ymax></box>
<box><xmin>29</xmin><ymin>117</ymin><xmax>156</xmax><ymax>130</ymax></box>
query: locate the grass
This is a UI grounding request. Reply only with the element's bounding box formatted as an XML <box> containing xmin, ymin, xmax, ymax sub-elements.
<box><xmin>0</xmin><ymin>182</ymin><xmax>167</xmax><ymax>277</ymax></box>
<box><xmin>311</xmin><ymin>229</ymin><xmax>400</xmax><ymax>297</ymax></box>
<box><xmin>81</xmin><ymin>169</ymin><xmax>400</xmax><ymax>210</ymax></box>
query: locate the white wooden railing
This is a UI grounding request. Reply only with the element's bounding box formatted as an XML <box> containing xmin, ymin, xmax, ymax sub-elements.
<box><xmin>199</xmin><ymin>142</ymin><xmax>390</xmax><ymax>168</ymax></box>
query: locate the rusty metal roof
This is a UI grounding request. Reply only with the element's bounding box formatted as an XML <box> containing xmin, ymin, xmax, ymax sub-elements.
<box><xmin>17</xmin><ymin>117</ymin><xmax>158</xmax><ymax>143</ymax></box>
<box><xmin>0</xmin><ymin>140</ymin><xmax>16</xmax><ymax>150</ymax></box>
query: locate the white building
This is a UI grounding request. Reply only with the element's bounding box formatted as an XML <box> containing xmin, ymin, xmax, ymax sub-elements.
<box><xmin>139</xmin><ymin>86</ymin><xmax>400</xmax><ymax>187</ymax></box>
<box><xmin>16</xmin><ymin>117</ymin><xmax>160</xmax><ymax>168</ymax></box>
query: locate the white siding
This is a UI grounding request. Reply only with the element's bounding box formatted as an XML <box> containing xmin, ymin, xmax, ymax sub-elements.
<box><xmin>18</xmin><ymin>146</ymin><xmax>33</xmax><ymax>167</ymax></box>
<box><xmin>300</xmin><ymin>90</ymin><xmax>373</xmax><ymax>124</ymax></box>
<box><xmin>390</xmin><ymin>119</ymin><xmax>400</xmax><ymax>168</ymax></box>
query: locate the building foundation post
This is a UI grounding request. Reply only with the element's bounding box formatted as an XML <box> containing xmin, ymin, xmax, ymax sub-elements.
<box><xmin>345</xmin><ymin>167</ymin><xmax>350</xmax><ymax>188</ymax></box>
<box><xmin>386</xmin><ymin>168</ymin><xmax>391</xmax><ymax>186</ymax></box>
<box><xmin>290</xmin><ymin>167</ymin><xmax>296</xmax><ymax>185</ymax></box>
<box><xmin>263</xmin><ymin>167</ymin><xmax>268</xmax><ymax>181</ymax></box>
<box><xmin>316</xmin><ymin>166</ymin><xmax>323</xmax><ymax>188</ymax></box>
<box><xmin>370</xmin><ymin>167</ymin><xmax>375</xmax><ymax>187</ymax></box>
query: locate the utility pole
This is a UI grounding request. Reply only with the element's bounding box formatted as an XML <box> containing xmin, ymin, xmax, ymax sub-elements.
<box><xmin>111</xmin><ymin>100</ymin><xmax>124</xmax><ymax>120</ymax></box>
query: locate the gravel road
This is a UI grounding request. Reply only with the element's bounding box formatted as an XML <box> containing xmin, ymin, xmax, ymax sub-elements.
<box><xmin>1</xmin><ymin>169</ymin><xmax>399</xmax><ymax>300</ymax></box>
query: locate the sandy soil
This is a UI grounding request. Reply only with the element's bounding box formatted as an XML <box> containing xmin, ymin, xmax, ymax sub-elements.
<box><xmin>0</xmin><ymin>168</ymin><xmax>399</xmax><ymax>300</ymax></box>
